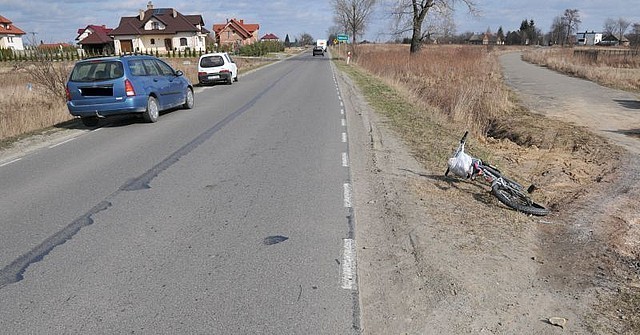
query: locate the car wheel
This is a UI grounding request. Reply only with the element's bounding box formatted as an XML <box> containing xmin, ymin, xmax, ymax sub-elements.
<box><xmin>142</xmin><ymin>96</ymin><xmax>159</xmax><ymax>123</ymax></box>
<box><xmin>234</xmin><ymin>74</ymin><xmax>238</xmax><ymax>82</ymax></box>
<box><xmin>183</xmin><ymin>88</ymin><xmax>194</xmax><ymax>109</ymax></box>
<box><xmin>80</xmin><ymin>117</ymin><xmax>99</xmax><ymax>127</ymax></box>
<box><xmin>227</xmin><ymin>76</ymin><xmax>233</xmax><ymax>85</ymax></box>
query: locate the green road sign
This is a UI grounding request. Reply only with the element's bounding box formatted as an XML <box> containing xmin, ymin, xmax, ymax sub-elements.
<box><xmin>337</xmin><ymin>34</ymin><xmax>348</xmax><ymax>41</ymax></box>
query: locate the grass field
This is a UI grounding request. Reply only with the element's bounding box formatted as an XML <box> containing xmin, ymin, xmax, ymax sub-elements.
<box><xmin>523</xmin><ymin>46</ymin><xmax>640</xmax><ymax>92</ymax></box>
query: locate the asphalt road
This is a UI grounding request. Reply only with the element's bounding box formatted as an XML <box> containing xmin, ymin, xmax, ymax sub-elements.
<box><xmin>500</xmin><ymin>52</ymin><xmax>640</xmax><ymax>155</ymax></box>
<box><xmin>0</xmin><ymin>51</ymin><xmax>360</xmax><ymax>333</ymax></box>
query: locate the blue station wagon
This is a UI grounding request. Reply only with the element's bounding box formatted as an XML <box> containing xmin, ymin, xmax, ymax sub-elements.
<box><xmin>66</xmin><ymin>55</ymin><xmax>194</xmax><ymax>126</ymax></box>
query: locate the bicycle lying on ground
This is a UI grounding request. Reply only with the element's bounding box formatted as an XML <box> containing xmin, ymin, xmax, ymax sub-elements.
<box><xmin>445</xmin><ymin>131</ymin><xmax>550</xmax><ymax>216</ymax></box>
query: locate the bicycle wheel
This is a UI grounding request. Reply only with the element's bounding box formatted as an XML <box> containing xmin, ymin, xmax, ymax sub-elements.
<box><xmin>491</xmin><ymin>184</ymin><xmax>550</xmax><ymax>216</ymax></box>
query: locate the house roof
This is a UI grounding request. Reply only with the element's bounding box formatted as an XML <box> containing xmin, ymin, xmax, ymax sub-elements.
<box><xmin>261</xmin><ymin>33</ymin><xmax>279</xmax><ymax>40</ymax></box>
<box><xmin>0</xmin><ymin>14</ymin><xmax>26</xmax><ymax>35</ymax></box>
<box><xmin>38</xmin><ymin>43</ymin><xmax>73</xmax><ymax>49</ymax></box>
<box><xmin>77</xmin><ymin>25</ymin><xmax>114</xmax><ymax>44</ymax></box>
<box><xmin>110</xmin><ymin>7</ymin><xmax>208</xmax><ymax>36</ymax></box>
<box><xmin>213</xmin><ymin>18</ymin><xmax>259</xmax><ymax>39</ymax></box>
<box><xmin>601</xmin><ymin>33</ymin><xmax>630</xmax><ymax>42</ymax></box>
<box><xmin>467</xmin><ymin>34</ymin><xmax>483</xmax><ymax>42</ymax></box>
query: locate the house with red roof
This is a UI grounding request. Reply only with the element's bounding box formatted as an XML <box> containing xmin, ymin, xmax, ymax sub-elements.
<box><xmin>109</xmin><ymin>1</ymin><xmax>209</xmax><ymax>54</ymax></box>
<box><xmin>37</xmin><ymin>42</ymin><xmax>73</xmax><ymax>51</ymax></box>
<box><xmin>213</xmin><ymin>18</ymin><xmax>259</xmax><ymax>48</ymax></box>
<box><xmin>0</xmin><ymin>14</ymin><xmax>26</xmax><ymax>50</ymax></box>
<box><xmin>76</xmin><ymin>25</ymin><xmax>114</xmax><ymax>54</ymax></box>
<box><xmin>260</xmin><ymin>33</ymin><xmax>279</xmax><ymax>42</ymax></box>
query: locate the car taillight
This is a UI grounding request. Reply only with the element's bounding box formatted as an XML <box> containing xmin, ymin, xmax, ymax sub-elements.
<box><xmin>65</xmin><ymin>85</ymin><xmax>71</xmax><ymax>101</ymax></box>
<box><xmin>198</xmin><ymin>71</ymin><xmax>207</xmax><ymax>76</ymax></box>
<box><xmin>125</xmin><ymin>79</ymin><xmax>135</xmax><ymax>97</ymax></box>
<box><xmin>219</xmin><ymin>69</ymin><xmax>230</xmax><ymax>73</ymax></box>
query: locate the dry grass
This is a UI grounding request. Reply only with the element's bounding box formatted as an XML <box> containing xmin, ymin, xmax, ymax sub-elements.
<box><xmin>523</xmin><ymin>47</ymin><xmax>640</xmax><ymax>92</ymax></box>
<box><xmin>344</xmin><ymin>45</ymin><xmax>515</xmax><ymax>137</ymax></box>
<box><xmin>0</xmin><ymin>65</ymin><xmax>72</xmax><ymax>142</ymax></box>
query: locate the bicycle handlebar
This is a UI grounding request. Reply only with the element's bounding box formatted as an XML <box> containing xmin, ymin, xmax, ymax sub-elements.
<box><xmin>460</xmin><ymin>131</ymin><xmax>469</xmax><ymax>144</ymax></box>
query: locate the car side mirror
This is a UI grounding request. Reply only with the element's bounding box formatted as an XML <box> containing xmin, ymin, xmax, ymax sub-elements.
<box><xmin>175</xmin><ymin>70</ymin><xmax>184</xmax><ymax>76</ymax></box>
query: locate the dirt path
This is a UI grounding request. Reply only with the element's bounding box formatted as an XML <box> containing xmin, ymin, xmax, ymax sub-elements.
<box><xmin>341</xmin><ymin>53</ymin><xmax>640</xmax><ymax>334</ymax></box>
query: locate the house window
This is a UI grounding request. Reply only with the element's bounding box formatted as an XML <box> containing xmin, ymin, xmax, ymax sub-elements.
<box><xmin>150</xmin><ymin>38</ymin><xmax>155</xmax><ymax>45</ymax></box>
<box><xmin>180</xmin><ymin>38</ymin><xmax>187</xmax><ymax>46</ymax></box>
<box><xmin>152</xmin><ymin>22</ymin><xmax>159</xmax><ymax>30</ymax></box>
<box><xmin>8</xmin><ymin>37</ymin><xmax>13</xmax><ymax>43</ymax></box>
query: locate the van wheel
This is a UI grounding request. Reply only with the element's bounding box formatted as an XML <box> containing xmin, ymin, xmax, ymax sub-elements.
<box><xmin>143</xmin><ymin>96</ymin><xmax>159</xmax><ymax>123</ymax></box>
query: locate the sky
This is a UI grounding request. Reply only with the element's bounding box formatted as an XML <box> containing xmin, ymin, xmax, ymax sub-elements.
<box><xmin>1</xmin><ymin>0</ymin><xmax>639</xmax><ymax>44</ymax></box>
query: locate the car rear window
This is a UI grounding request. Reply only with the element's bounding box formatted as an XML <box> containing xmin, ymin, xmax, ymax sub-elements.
<box><xmin>69</xmin><ymin>60</ymin><xmax>124</xmax><ymax>82</ymax></box>
<box><xmin>200</xmin><ymin>56</ymin><xmax>224</xmax><ymax>68</ymax></box>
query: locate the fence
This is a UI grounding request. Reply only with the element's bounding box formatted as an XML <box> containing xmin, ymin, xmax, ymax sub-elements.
<box><xmin>1</xmin><ymin>40</ymin><xmax>285</xmax><ymax>62</ymax></box>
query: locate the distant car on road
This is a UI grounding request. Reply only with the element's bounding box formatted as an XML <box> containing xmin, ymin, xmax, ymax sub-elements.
<box><xmin>312</xmin><ymin>46</ymin><xmax>324</xmax><ymax>56</ymax></box>
<box><xmin>65</xmin><ymin>54</ymin><xmax>194</xmax><ymax>126</ymax></box>
<box><xmin>197</xmin><ymin>52</ymin><xmax>238</xmax><ymax>85</ymax></box>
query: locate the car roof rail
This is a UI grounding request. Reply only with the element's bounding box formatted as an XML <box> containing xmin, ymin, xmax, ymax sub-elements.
<box><xmin>82</xmin><ymin>55</ymin><xmax>107</xmax><ymax>60</ymax></box>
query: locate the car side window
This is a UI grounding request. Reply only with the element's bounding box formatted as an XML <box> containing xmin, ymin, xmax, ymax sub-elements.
<box><xmin>128</xmin><ymin>60</ymin><xmax>147</xmax><ymax>76</ymax></box>
<box><xmin>155</xmin><ymin>60</ymin><xmax>175</xmax><ymax>76</ymax></box>
<box><xmin>142</xmin><ymin>59</ymin><xmax>160</xmax><ymax>76</ymax></box>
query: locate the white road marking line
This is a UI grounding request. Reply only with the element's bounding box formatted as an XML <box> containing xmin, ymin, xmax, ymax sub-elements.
<box><xmin>341</xmin><ymin>118</ymin><xmax>346</xmax><ymax>127</ymax></box>
<box><xmin>340</xmin><ymin>101</ymin><xmax>344</xmax><ymax>107</ymax></box>
<box><xmin>0</xmin><ymin>158</ymin><xmax>22</xmax><ymax>167</ymax></box>
<box><xmin>341</xmin><ymin>132</ymin><xmax>347</xmax><ymax>143</ymax></box>
<box><xmin>49</xmin><ymin>137</ymin><xmax>76</xmax><ymax>148</ymax></box>
<box><xmin>343</xmin><ymin>183</ymin><xmax>352</xmax><ymax>208</ymax></box>
<box><xmin>340</xmin><ymin>108</ymin><xmax>344</xmax><ymax>115</ymax></box>
<box><xmin>342</xmin><ymin>238</ymin><xmax>357</xmax><ymax>290</ymax></box>
<box><xmin>342</xmin><ymin>152</ymin><xmax>349</xmax><ymax>167</ymax></box>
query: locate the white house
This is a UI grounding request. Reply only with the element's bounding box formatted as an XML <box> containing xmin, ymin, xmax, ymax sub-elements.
<box><xmin>576</xmin><ymin>31</ymin><xmax>603</xmax><ymax>46</ymax></box>
<box><xmin>0</xmin><ymin>14</ymin><xmax>25</xmax><ymax>50</ymax></box>
<box><xmin>109</xmin><ymin>1</ymin><xmax>209</xmax><ymax>54</ymax></box>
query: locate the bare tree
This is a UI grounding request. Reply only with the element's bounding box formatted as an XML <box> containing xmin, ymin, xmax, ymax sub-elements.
<box><xmin>331</xmin><ymin>0</ymin><xmax>377</xmax><ymax>47</ymax></box>
<box><xmin>562</xmin><ymin>9</ymin><xmax>581</xmax><ymax>46</ymax></box>
<box><xmin>603</xmin><ymin>17</ymin><xmax>631</xmax><ymax>41</ymax></box>
<box><xmin>631</xmin><ymin>23</ymin><xmax>640</xmax><ymax>49</ymax></box>
<box><xmin>298</xmin><ymin>33</ymin><xmax>315</xmax><ymax>46</ymax></box>
<box><xmin>548</xmin><ymin>15</ymin><xmax>566</xmax><ymax>45</ymax></box>
<box><xmin>391</xmin><ymin>0</ymin><xmax>476</xmax><ymax>53</ymax></box>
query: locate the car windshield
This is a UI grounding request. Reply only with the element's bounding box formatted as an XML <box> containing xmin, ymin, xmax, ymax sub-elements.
<box><xmin>200</xmin><ymin>56</ymin><xmax>224</xmax><ymax>68</ymax></box>
<box><xmin>69</xmin><ymin>60</ymin><xmax>124</xmax><ymax>82</ymax></box>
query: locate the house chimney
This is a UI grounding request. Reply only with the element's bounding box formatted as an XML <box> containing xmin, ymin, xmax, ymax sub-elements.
<box><xmin>172</xmin><ymin>9</ymin><xmax>177</xmax><ymax>18</ymax></box>
<box><xmin>240</xmin><ymin>19</ymin><xmax>244</xmax><ymax>24</ymax></box>
<box><xmin>139</xmin><ymin>9</ymin><xmax>144</xmax><ymax>20</ymax></box>
<box><xmin>147</xmin><ymin>1</ymin><xmax>153</xmax><ymax>10</ymax></box>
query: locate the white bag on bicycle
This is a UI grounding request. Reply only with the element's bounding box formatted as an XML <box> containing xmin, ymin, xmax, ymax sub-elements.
<box><xmin>448</xmin><ymin>152</ymin><xmax>473</xmax><ymax>178</ymax></box>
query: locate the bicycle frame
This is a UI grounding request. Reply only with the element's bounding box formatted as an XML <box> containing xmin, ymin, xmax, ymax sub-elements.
<box><xmin>446</xmin><ymin>131</ymin><xmax>550</xmax><ymax>216</ymax></box>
